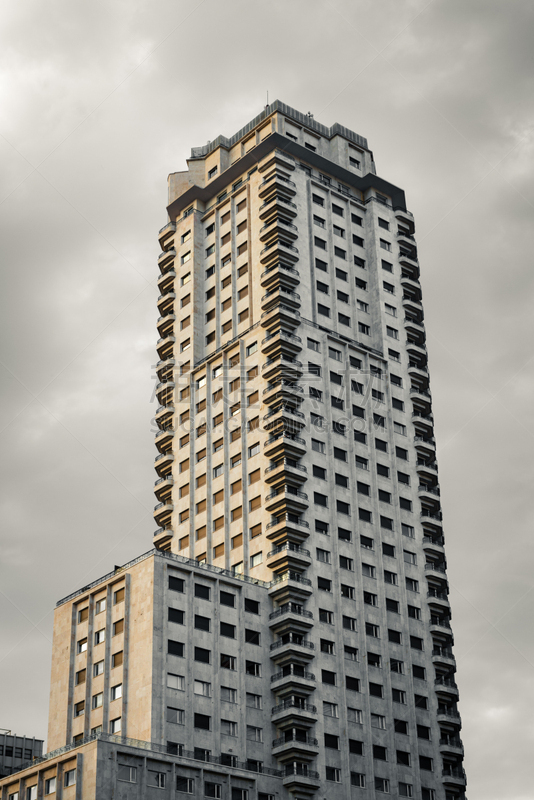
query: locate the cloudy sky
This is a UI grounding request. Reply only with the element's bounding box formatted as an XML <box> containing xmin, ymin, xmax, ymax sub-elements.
<box><xmin>1</xmin><ymin>0</ymin><xmax>533</xmax><ymax>796</ymax></box>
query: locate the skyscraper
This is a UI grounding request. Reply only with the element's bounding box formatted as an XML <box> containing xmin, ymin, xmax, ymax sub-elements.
<box><xmin>0</xmin><ymin>101</ymin><xmax>466</xmax><ymax>800</ymax></box>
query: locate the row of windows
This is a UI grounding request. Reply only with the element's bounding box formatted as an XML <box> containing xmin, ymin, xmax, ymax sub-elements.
<box><xmin>9</xmin><ymin>774</ymin><xmax>76</xmax><ymax>799</ymax></box>
<box><xmin>317</xmin><ymin>574</ymin><xmax>420</xmax><ymax>595</ymax></box>
<box><xmin>0</xmin><ymin>746</ymin><xmax>34</xmax><ymax>759</ymax></box>
<box><xmin>167</xmin><ymin>673</ymin><xmax>262</xmax><ymax>707</ymax></box>
<box><xmin>168</xmin><ymin>611</ymin><xmax>261</xmax><ymax>643</ymax></box>
<box><xmin>168</xmin><ymin>642</ymin><xmax>264</xmax><ymax>671</ymax></box>
<box><xmin>73</xmin><ymin>684</ymin><xmax>122</xmax><ymax>716</ymax></box>
<box><xmin>168</xmin><ymin>576</ymin><xmax>261</xmax><ymax>611</ymax></box>
<box><xmin>75</xmin><ymin>588</ymin><xmax>124</xmax><ymax>624</ymax></box>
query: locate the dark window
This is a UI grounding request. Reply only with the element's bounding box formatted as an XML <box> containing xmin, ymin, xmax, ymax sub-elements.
<box><xmin>316</xmin><ymin>258</ymin><xmax>328</xmax><ymax>272</ymax></box>
<box><xmin>324</xmin><ymin>733</ymin><xmax>339</xmax><ymax>749</ymax></box>
<box><xmin>413</xmin><ymin>664</ymin><xmax>426</xmax><ymax>680</ymax></box>
<box><xmin>314</xmin><ymin>492</ymin><xmax>328</xmax><ymax>507</ymax></box>
<box><xmin>396</xmin><ymin>446</ymin><xmax>408</xmax><ymax>460</ymax></box>
<box><xmin>313</xmin><ymin>465</ymin><xmax>327</xmax><ymax>479</ymax></box>
<box><xmin>334</xmin><ymin>447</ymin><xmax>347</xmax><ymax>461</ymax></box>
<box><xmin>168</xmin><ymin>608</ymin><xmax>184</xmax><ymax>624</ymax></box>
<box><xmin>375</xmin><ymin>438</ymin><xmax>388</xmax><ymax>453</ymax></box>
<box><xmin>397</xmin><ymin>750</ymin><xmax>410</xmax><ymax>766</ymax></box>
<box><xmin>355</xmin><ymin>278</ymin><xmax>367</xmax><ymax>290</ymax></box>
<box><xmin>220</xmin><ymin>622</ymin><xmax>236</xmax><ymax>638</ymax></box>
<box><xmin>382</xmin><ymin>543</ymin><xmax>395</xmax><ymax>557</ymax></box>
<box><xmin>377</xmin><ymin>463</ymin><xmax>390</xmax><ymax>477</ymax></box>
<box><xmin>245</xmin><ymin>598</ymin><xmax>260</xmax><ymax>614</ymax></box>
<box><xmin>245</xmin><ymin>629</ymin><xmax>260</xmax><ymax>645</ymax></box>
<box><xmin>194</xmin><ymin>647</ymin><xmax>210</xmax><ymax>663</ymax></box>
<box><xmin>335</xmin><ymin>473</ymin><xmax>348</xmax><ymax>487</ymax></box>
<box><xmin>318</xmin><ymin>304</ymin><xmax>330</xmax><ymax>317</ymax></box>
<box><xmin>245</xmin><ymin>660</ymin><xmax>261</xmax><ymax>676</ymax></box>
<box><xmin>346</xmin><ymin>676</ymin><xmax>360</xmax><ymax>692</ymax></box>
<box><xmin>359</xmin><ymin>509</ymin><xmax>372</xmax><ymax>522</ymax></box>
<box><xmin>400</xmin><ymin>498</ymin><xmax>412</xmax><ymax>511</ymax></box>
<box><xmin>388</xmin><ymin>629</ymin><xmax>402</xmax><ymax>644</ymax></box>
<box><xmin>415</xmin><ymin>694</ymin><xmax>428</xmax><ymax>709</ymax></box>
<box><xmin>395</xmin><ymin>719</ymin><xmax>408</xmax><ymax>734</ymax></box>
<box><xmin>337</xmin><ymin>500</ymin><xmax>350</xmax><ymax>515</ymax></box>
<box><xmin>338</xmin><ymin>527</ymin><xmax>351</xmax><ymax>541</ymax></box>
<box><xmin>419</xmin><ymin>756</ymin><xmax>433</xmax><ymax>771</ymax></box>
<box><xmin>220</xmin><ymin>591</ymin><xmax>235</xmax><ymax>607</ymax></box>
<box><xmin>373</xmin><ymin>744</ymin><xmax>387</xmax><ymax>760</ymax></box>
<box><xmin>194</xmin><ymin>584</ymin><xmax>210</xmax><ymax>600</ymax></box>
<box><xmin>318</xmin><ymin>577</ymin><xmax>332</xmax><ymax>591</ymax></box>
<box><xmin>379</xmin><ymin>489</ymin><xmax>391</xmax><ymax>503</ymax></box>
<box><xmin>169</xmin><ymin>576</ymin><xmax>185</xmax><ymax>593</ymax></box>
<box><xmin>349</xmin><ymin>739</ymin><xmax>363</xmax><ymax>754</ymax></box>
<box><xmin>397</xmin><ymin>471</ymin><xmax>410</xmax><ymax>485</ymax></box>
<box><xmin>392</xmin><ymin>398</ymin><xmax>404</xmax><ymax>411</ymax></box>
<box><xmin>417</xmin><ymin>725</ymin><xmax>431</xmax><ymax>740</ymax></box>
<box><xmin>195</xmin><ymin>615</ymin><xmax>210</xmax><ymax>631</ymax></box>
<box><xmin>380</xmin><ymin>516</ymin><xmax>394</xmax><ymax>530</ymax></box>
<box><xmin>369</xmin><ymin>683</ymin><xmax>383</xmax><ymax>698</ymax></box>
<box><xmin>168</xmin><ymin>640</ymin><xmax>184</xmax><ymax>657</ymax></box>
<box><xmin>194</xmin><ymin>713</ymin><xmax>210</xmax><ymax>730</ymax></box>
<box><xmin>410</xmin><ymin>636</ymin><xmax>424</xmax><ymax>651</ymax></box>
<box><xmin>386</xmin><ymin>598</ymin><xmax>399</xmax><ymax>613</ymax></box>
<box><xmin>322</xmin><ymin>669</ymin><xmax>336</xmax><ymax>685</ymax></box>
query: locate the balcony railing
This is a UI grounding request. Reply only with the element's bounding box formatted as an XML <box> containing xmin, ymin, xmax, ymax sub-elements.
<box><xmin>262</xmin><ymin>330</ymin><xmax>302</xmax><ymax>345</ymax></box>
<box><xmin>266</xmin><ymin>490</ymin><xmax>308</xmax><ymax>504</ymax></box>
<box><xmin>272</xmin><ymin>734</ymin><xmax>318</xmax><ymax>747</ymax></box>
<box><xmin>425</xmin><ymin>562</ymin><xmax>447</xmax><ymax>573</ymax></box>
<box><xmin>271</xmin><ymin>666</ymin><xmax>315</xmax><ymax>682</ymax></box>
<box><xmin>155</xmin><ymin>452</ymin><xmax>174</xmax><ymax>463</ymax></box>
<box><xmin>259</xmin><ymin>174</ymin><xmax>296</xmax><ymax>190</ymax></box>
<box><xmin>427</xmin><ymin>589</ymin><xmax>448</xmax><ymax>600</ymax></box>
<box><xmin>270</xmin><ymin>637</ymin><xmax>314</xmax><ymax>651</ymax></box>
<box><xmin>267</xmin><ymin>516</ymin><xmax>309</xmax><ymax>530</ymax></box>
<box><xmin>269</xmin><ymin>601</ymin><xmax>312</xmax><ymax>619</ymax></box>
<box><xmin>262</xmin><ymin>356</ymin><xmax>302</xmax><ymax>369</ymax></box>
<box><xmin>263</xmin><ymin>405</ymin><xmax>305</xmax><ymax>421</ymax></box>
<box><xmin>259</xmin><ymin>196</ymin><xmax>297</xmax><ymax>212</ymax></box>
<box><xmin>435</xmin><ymin>676</ymin><xmax>458</xmax><ymax>689</ymax></box>
<box><xmin>270</xmin><ymin>572</ymin><xmax>312</xmax><ymax>587</ymax></box>
<box><xmin>155</xmin><ymin>476</ymin><xmax>174</xmax><ymax>487</ymax></box>
<box><xmin>272</xmin><ymin>699</ymin><xmax>317</xmax><ymax>714</ymax></box>
<box><xmin>442</xmin><ymin>767</ymin><xmax>466</xmax><ymax>780</ymax></box>
<box><xmin>260</xmin><ymin>240</ymin><xmax>299</xmax><ymax>256</ymax></box>
<box><xmin>265</xmin><ymin>460</ymin><xmax>307</xmax><ymax>474</ymax></box>
<box><xmin>438</xmin><ymin>708</ymin><xmax>460</xmax><ymax>719</ymax></box>
<box><xmin>260</xmin><ymin>219</ymin><xmax>298</xmax><ymax>234</ymax></box>
<box><xmin>263</xmin><ymin>381</ymin><xmax>303</xmax><ymax>395</ymax></box>
<box><xmin>264</xmin><ymin>432</ymin><xmax>305</xmax><ymax>447</ymax></box>
<box><xmin>284</xmin><ymin>764</ymin><xmax>320</xmax><ymax>779</ymax></box>
<box><xmin>262</xmin><ymin>288</ymin><xmax>300</xmax><ymax>302</ymax></box>
<box><xmin>419</xmin><ymin>484</ymin><xmax>440</xmax><ymax>496</ymax></box>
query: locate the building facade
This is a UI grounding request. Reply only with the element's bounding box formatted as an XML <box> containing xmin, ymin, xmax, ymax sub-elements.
<box><xmin>0</xmin><ymin>733</ymin><xmax>43</xmax><ymax>779</ymax></box>
<box><xmin>0</xmin><ymin>102</ymin><xmax>466</xmax><ymax>800</ymax></box>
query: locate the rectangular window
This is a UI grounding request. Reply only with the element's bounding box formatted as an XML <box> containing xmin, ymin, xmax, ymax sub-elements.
<box><xmin>221</xmin><ymin>657</ymin><xmax>236</xmax><ymax>675</ymax></box>
<box><xmin>167</xmin><ymin>672</ymin><xmax>185</xmax><ymax>690</ymax></box>
<box><xmin>221</xmin><ymin>686</ymin><xmax>237</xmax><ymax>703</ymax></box>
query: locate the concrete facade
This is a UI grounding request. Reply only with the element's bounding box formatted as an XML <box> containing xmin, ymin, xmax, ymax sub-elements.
<box><xmin>0</xmin><ymin>102</ymin><xmax>465</xmax><ymax>800</ymax></box>
<box><xmin>0</xmin><ymin>733</ymin><xmax>43</xmax><ymax>779</ymax></box>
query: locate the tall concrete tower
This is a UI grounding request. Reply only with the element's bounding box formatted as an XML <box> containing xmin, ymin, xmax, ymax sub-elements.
<box><xmin>0</xmin><ymin>102</ymin><xmax>466</xmax><ymax>800</ymax></box>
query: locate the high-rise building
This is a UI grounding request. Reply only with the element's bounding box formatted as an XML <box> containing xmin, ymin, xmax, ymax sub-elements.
<box><xmin>0</xmin><ymin>102</ymin><xmax>466</xmax><ymax>800</ymax></box>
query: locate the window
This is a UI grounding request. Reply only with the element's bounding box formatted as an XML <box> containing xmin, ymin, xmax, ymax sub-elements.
<box><xmin>92</xmin><ymin>692</ymin><xmax>103</xmax><ymax>709</ymax></box>
<box><xmin>167</xmin><ymin>706</ymin><xmax>185</xmax><ymax>724</ymax></box>
<box><xmin>194</xmin><ymin>713</ymin><xmax>211</xmax><ymax>731</ymax></box>
<box><xmin>168</xmin><ymin>640</ymin><xmax>184</xmax><ymax>657</ymax></box>
<box><xmin>93</xmin><ymin>660</ymin><xmax>104</xmax><ymax>676</ymax></box>
<box><xmin>312</xmin><ymin>438</ymin><xmax>326</xmax><ymax>454</ymax></box>
<box><xmin>406</xmin><ymin>577</ymin><xmax>419</xmax><ymax>592</ymax></box>
<box><xmin>246</xmin><ymin>693</ymin><xmax>262</xmax><ymax>709</ymax></box>
<box><xmin>110</xmin><ymin>718</ymin><xmax>122</xmax><ymax>733</ymax></box>
<box><xmin>370</xmin><ymin>683</ymin><xmax>384</xmax><ymax>698</ymax></box>
<box><xmin>365</xmin><ymin>623</ymin><xmax>379</xmax><ymax>638</ymax></box>
<box><xmin>316</xmin><ymin>519</ymin><xmax>329</xmax><ymax>535</ymax></box>
<box><xmin>307</xmin><ymin>337</ymin><xmax>320</xmax><ymax>351</ymax></box>
<box><xmin>415</xmin><ymin>694</ymin><xmax>428</xmax><ymax>709</ymax></box>
<box><xmin>375</xmin><ymin>777</ymin><xmax>390</xmax><ymax>793</ymax></box>
<box><xmin>95</xmin><ymin>628</ymin><xmax>106</xmax><ymax>645</ymax></box>
<box><xmin>44</xmin><ymin>776</ymin><xmax>56</xmax><ymax>795</ymax></box>
<box><xmin>318</xmin><ymin>303</ymin><xmax>330</xmax><ymax>317</ymax></box>
<box><xmin>341</xmin><ymin>584</ymin><xmax>355</xmax><ymax>599</ymax></box>
<box><xmin>245</xmin><ymin>629</ymin><xmax>260</xmax><ymax>645</ymax></box>
<box><xmin>340</xmin><ymin>556</ymin><xmax>354</xmax><ymax>571</ymax></box>
<box><xmin>419</xmin><ymin>756</ymin><xmax>433</xmax><ymax>771</ymax></box>
<box><xmin>221</xmin><ymin>686</ymin><xmax>237</xmax><ymax>703</ymax></box>
<box><xmin>77</xmin><ymin>637</ymin><xmax>87</xmax><ymax>654</ymax></box>
<box><xmin>250</xmin><ymin>552</ymin><xmax>262</xmax><ymax>568</ymax></box>
<box><xmin>345</xmin><ymin>645</ymin><xmax>358</xmax><ymax>662</ymax></box>
<box><xmin>351</xmin><ymin>772</ymin><xmax>365</xmax><ymax>788</ymax></box>
<box><xmin>395</xmin><ymin>719</ymin><xmax>408</xmax><ymax>734</ymax></box>
<box><xmin>386</xmin><ymin>598</ymin><xmax>399</xmax><ymax>613</ymax></box>
<box><xmin>195</xmin><ymin>646</ymin><xmax>211</xmax><ymax>663</ymax></box>
<box><xmin>358</xmin><ymin>323</ymin><xmax>370</xmax><ymax>335</ymax></box>
<box><xmin>343</xmin><ymin>614</ymin><xmax>357</xmax><ymax>631</ymax></box>
<box><xmin>371</xmin><ymin>714</ymin><xmax>386</xmax><ymax>729</ymax></box>
<box><xmin>391</xmin><ymin>659</ymin><xmax>404</xmax><ymax>674</ymax></box>
<box><xmin>417</xmin><ymin>724</ymin><xmax>431</xmax><ymax>740</ymax></box>
<box><xmin>323</xmin><ymin>702</ymin><xmax>338</xmax><ymax>718</ymax></box>
<box><xmin>326</xmin><ymin>767</ymin><xmax>341</xmax><ymax>783</ymax></box>
<box><xmin>362</xmin><ymin>563</ymin><xmax>376</xmax><ymax>578</ymax></box>
<box><xmin>384</xmin><ymin>570</ymin><xmax>397</xmax><ymax>585</ymax></box>
<box><xmin>382</xmin><ymin>543</ymin><xmax>395</xmax><ymax>558</ymax></box>
<box><xmin>113</xmin><ymin>619</ymin><xmax>124</xmax><ymax>636</ymax></box>
<box><xmin>76</xmin><ymin>668</ymin><xmax>86</xmax><ymax>685</ymax></box>
<box><xmin>359</xmin><ymin>509</ymin><xmax>372</xmax><ymax>523</ymax></box>
<box><xmin>364</xmin><ymin>591</ymin><xmax>378</xmax><ymax>606</ymax></box>
<box><xmin>313</xmin><ymin>464</ymin><xmax>326</xmax><ymax>479</ymax></box>
<box><xmin>347</xmin><ymin>707</ymin><xmax>363</xmax><ymax>723</ymax></box>
<box><xmin>195</xmin><ymin>583</ymin><xmax>210</xmax><ymax>600</ymax></box>
<box><xmin>221</xmin><ymin>719</ymin><xmax>238</xmax><ymax>737</ymax></box>
<box><xmin>380</xmin><ymin>239</ymin><xmax>391</xmax><ymax>251</ymax></box>
<box><xmin>245</xmin><ymin>660</ymin><xmax>261</xmax><ymax>677</ymax></box>
<box><xmin>318</xmin><ymin>577</ymin><xmax>332</xmax><ymax>592</ymax></box>
<box><xmin>246</xmin><ymin>725</ymin><xmax>263</xmax><ymax>742</ymax></box>
<box><xmin>392</xmin><ymin>689</ymin><xmax>406</xmax><ymax>704</ymax></box>
<box><xmin>246</xmin><ymin>341</ymin><xmax>257</xmax><ymax>356</ymax></box>
<box><xmin>321</xmin><ymin>639</ymin><xmax>335</xmax><ymax>655</ymax></box>
<box><xmin>167</xmin><ymin>672</ymin><xmax>185</xmax><ymax>690</ymax></box>
<box><xmin>194</xmin><ymin>680</ymin><xmax>211</xmax><ymax>697</ymax></box>
<box><xmin>319</xmin><ymin>608</ymin><xmax>334</xmax><ymax>624</ymax></box>
<box><xmin>388</xmin><ymin>629</ymin><xmax>402</xmax><ymax>644</ymax></box>
<box><xmin>64</xmin><ymin>769</ymin><xmax>76</xmax><ymax>787</ymax></box>
<box><xmin>177</xmin><ymin>778</ymin><xmax>195</xmax><ymax>794</ymax></box>
<box><xmin>338</xmin><ymin>527</ymin><xmax>351</xmax><ymax>542</ymax></box>
<box><xmin>316</xmin><ymin>547</ymin><xmax>331</xmax><ymax>562</ymax></box>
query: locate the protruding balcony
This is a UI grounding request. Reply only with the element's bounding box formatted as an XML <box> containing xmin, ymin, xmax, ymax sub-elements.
<box><xmin>404</xmin><ymin>315</ymin><xmax>425</xmax><ymax>340</ymax></box>
<box><xmin>406</xmin><ymin>340</ymin><xmax>427</xmax><ymax>361</ymax></box>
<box><xmin>440</xmin><ymin>737</ymin><xmax>464</xmax><ymax>757</ymax></box>
<box><xmin>410</xmin><ymin>385</ymin><xmax>432</xmax><ymax>408</ymax></box>
<box><xmin>421</xmin><ymin>510</ymin><xmax>444</xmax><ymax>535</ymax></box>
<box><xmin>153</xmin><ymin>526</ymin><xmax>173</xmax><ymax>548</ymax></box>
<box><xmin>270</xmin><ymin>634</ymin><xmax>315</xmax><ymax>663</ymax></box>
<box><xmin>418</xmin><ymin>483</ymin><xmax>440</xmax><ymax>507</ymax></box>
<box><xmin>268</xmin><ymin>571</ymin><xmax>313</xmax><ymax>602</ymax></box>
<box><xmin>260</xmin><ymin>240</ymin><xmax>299</xmax><ymax>267</ymax></box>
<box><xmin>157</xmin><ymin>313</ymin><xmax>176</xmax><ymax>337</ymax></box>
<box><xmin>414</xmin><ymin>436</ymin><xmax>436</xmax><ymax>458</ymax></box>
<box><xmin>429</xmin><ymin>617</ymin><xmax>454</xmax><ymax>643</ymax></box>
<box><xmin>427</xmin><ymin>587</ymin><xmax>450</xmax><ymax>613</ymax></box>
<box><xmin>260</xmin><ymin>217</ymin><xmax>298</xmax><ymax>243</ymax></box>
<box><xmin>412</xmin><ymin>411</ymin><xmax>434</xmax><ymax>436</ymax></box>
<box><xmin>158</xmin><ymin>221</ymin><xmax>176</xmax><ymax>249</ymax></box>
<box><xmin>268</xmin><ymin>600</ymin><xmax>313</xmax><ymax>632</ymax></box>
<box><xmin>395</xmin><ymin>209</ymin><xmax>415</xmax><ymax>233</ymax></box>
<box><xmin>397</xmin><ymin>229</ymin><xmax>417</xmax><ymax>248</ymax></box>
<box><xmin>282</xmin><ymin>764</ymin><xmax>321</xmax><ymax>795</ymax></box>
<box><xmin>260</xmin><ymin>262</ymin><xmax>300</xmax><ymax>289</ymax></box>
<box><xmin>258</xmin><ymin>150</ymin><xmax>296</xmax><ymax>174</ymax></box>
<box><xmin>155</xmin><ymin>404</ymin><xmax>174</xmax><ymax>428</ymax></box>
<box><xmin>154</xmin><ymin>501</ymin><xmax>173</xmax><ymax>526</ymax></box>
<box><xmin>424</xmin><ymin>560</ymin><xmax>447</xmax><ymax>581</ymax></box>
<box><xmin>261</xmin><ymin>329</ymin><xmax>302</xmax><ymax>357</ymax></box>
<box><xmin>265</xmin><ymin>487</ymin><xmax>309</xmax><ymax>515</ymax></box>
<box><xmin>423</xmin><ymin>534</ymin><xmax>445</xmax><ymax>559</ymax></box>
<box><xmin>258</xmin><ymin>174</ymin><xmax>297</xmax><ymax>199</ymax></box>
<box><xmin>157</xmin><ymin>248</ymin><xmax>176</xmax><ymax>272</ymax></box>
<box><xmin>154</xmin><ymin>475</ymin><xmax>174</xmax><ymax>501</ymax></box>
<box><xmin>402</xmin><ymin>294</ymin><xmax>423</xmax><ymax>316</ymax></box>
<box><xmin>264</xmin><ymin>431</ymin><xmax>306</xmax><ymax>459</ymax></box>
<box><xmin>267</xmin><ymin>543</ymin><xmax>311</xmax><ymax>573</ymax></box>
<box><xmin>157</xmin><ymin>269</ymin><xmax>176</xmax><ymax>294</ymax></box>
<box><xmin>263</xmin><ymin>405</ymin><xmax>305</xmax><ymax>433</ymax></box>
<box><xmin>262</xmin><ymin>286</ymin><xmax>301</xmax><ymax>311</ymax></box>
<box><xmin>156</xmin><ymin>335</ymin><xmax>176</xmax><ymax>359</ymax></box>
<box><xmin>262</xmin><ymin>355</ymin><xmax>303</xmax><ymax>381</ymax></box>
<box><xmin>272</xmin><ymin>733</ymin><xmax>319</xmax><ymax>762</ymax></box>
<box><xmin>271</xmin><ymin>665</ymin><xmax>316</xmax><ymax>695</ymax></box>
<box><xmin>155</xmin><ymin>380</ymin><xmax>174</xmax><ymax>404</ymax></box>
<box><xmin>155</xmin><ymin>451</ymin><xmax>174</xmax><ymax>476</ymax></box>
<box><xmin>432</xmin><ymin>648</ymin><xmax>456</xmax><ymax>670</ymax></box>
<box><xmin>442</xmin><ymin>766</ymin><xmax>467</xmax><ymax>788</ymax></box>
<box><xmin>408</xmin><ymin>360</ymin><xmax>429</xmax><ymax>380</ymax></box>
<box><xmin>399</xmin><ymin>250</ymin><xmax>419</xmax><ymax>272</ymax></box>
<box><xmin>437</xmin><ymin>709</ymin><xmax>462</xmax><ymax>731</ymax></box>
<box><xmin>271</xmin><ymin>699</ymin><xmax>317</xmax><ymax>727</ymax></box>
<box><xmin>157</xmin><ymin>291</ymin><xmax>176</xmax><ymax>316</ymax></box>
<box><xmin>259</xmin><ymin>195</ymin><xmax>298</xmax><ymax>220</ymax></box>
<box><xmin>263</xmin><ymin>381</ymin><xmax>303</xmax><ymax>406</ymax></box>
<box><xmin>435</xmin><ymin>676</ymin><xmax>460</xmax><ymax>701</ymax></box>
<box><xmin>261</xmin><ymin>303</ymin><xmax>301</xmax><ymax>330</ymax></box>
<box><xmin>156</xmin><ymin>357</ymin><xmax>176</xmax><ymax>381</ymax></box>
<box><xmin>155</xmin><ymin>427</ymin><xmax>174</xmax><ymax>453</ymax></box>
<box><xmin>416</xmin><ymin>458</ymin><xmax>438</xmax><ymax>481</ymax></box>
<box><xmin>266</xmin><ymin>515</ymin><xmax>310</xmax><ymax>545</ymax></box>
<box><xmin>265</xmin><ymin>459</ymin><xmax>307</xmax><ymax>486</ymax></box>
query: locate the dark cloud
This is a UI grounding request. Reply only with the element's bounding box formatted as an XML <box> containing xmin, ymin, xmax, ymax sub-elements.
<box><xmin>1</xmin><ymin>1</ymin><xmax>533</xmax><ymax>795</ymax></box>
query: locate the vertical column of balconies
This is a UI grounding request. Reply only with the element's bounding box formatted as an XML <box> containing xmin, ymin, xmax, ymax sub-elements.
<box><xmin>397</xmin><ymin>212</ymin><xmax>467</xmax><ymax>798</ymax></box>
<box><xmin>257</xmin><ymin>157</ymin><xmax>321</xmax><ymax>798</ymax></box>
<box><xmin>154</xmin><ymin>222</ymin><xmax>178</xmax><ymax>550</ymax></box>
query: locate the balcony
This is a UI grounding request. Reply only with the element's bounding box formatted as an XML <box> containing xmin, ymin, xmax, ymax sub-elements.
<box><xmin>282</xmin><ymin>764</ymin><xmax>321</xmax><ymax>794</ymax></box>
<box><xmin>156</xmin><ymin>335</ymin><xmax>175</xmax><ymax>360</ymax></box>
<box><xmin>412</xmin><ymin>411</ymin><xmax>434</xmax><ymax>435</ymax></box>
<box><xmin>261</xmin><ymin>286</ymin><xmax>301</xmax><ymax>311</ymax></box>
<box><xmin>155</xmin><ymin>404</ymin><xmax>174</xmax><ymax>427</ymax></box>
<box><xmin>260</xmin><ymin>262</ymin><xmax>300</xmax><ymax>289</ymax></box>
<box><xmin>261</xmin><ymin>303</ymin><xmax>301</xmax><ymax>329</ymax></box>
<box><xmin>399</xmin><ymin>249</ymin><xmax>419</xmax><ymax>269</ymax></box>
<box><xmin>264</xmin><ymin>431</ymin><xmax>306</xmax><ymax>459</ymax></box>
<box><xmin>156</xmin><ymin>357</ymin><xmax>176</xmax><ymax>381</ymax></box>
<box><xmin>440</xmin><ymin>737</ymin><xmax>464</xmax><ymax>757</ymax></box>
<box><xmin>410</xmin><ymin>385</ymin><xmax>432</xmax><ymax>406</ymax></box>
<box><xmin>265</xmin><ymin>459</ymin><xmax>307</xmax><ymax>486</ymax></box>
<box><xmin>260</xmin><ymin>217</ymin><xmax>298</xmax><ymax>242</ymax></box>
<box><xmin>395</xmin><ymin>209</ymin><xmax>415</xmax><ymax>232</ymax></box>
<box><xmin>265</xmin><ymin>487</ymin><xmax>308</xmax><ymax>515</ymax></box>
<box><xmin>157</xmin><ymin>268</ymin><xmax>176</xmax><ymax>293</ymax></box>
<box><xmin>421</xmin><ymin>511</ymin><xmax>443</xmax><ymax>535</ymax></box>
<box><xmin>155</xmin><ymin>427</ymin><xmax>174</xmax><ymax>453</ymax></box>
<box><xmin>263</xmin><ymin>381</ymin><xmax>303</xmax><ymax>406</ymax></box>
<box><xmin>408</xmin><ymin>360</ymin><xmax>429</xmax><ymax>380</ymax></box>
<box><xmin>425</xmin><ymin>560</ymin><xmax>447</xmax><ymax>579</ymax></box>
<box><xmin>154</xmin><ymin>451</ymin><xmax>174</xmax><ymax>476</ymax></box>
<box><xmin>271</xmin><ymin>665</ymin><xmax>316</xmax><ymax>695</ymax></box>
<box><xmin>259</xmin><ymin>195</ymin><xmax>298</xmax><ymax>220</ymax></box>
<box><xmin>263</xmin><ymin>405</ymin><xmax>305</xmax><ymax>433</ymax></box>
<box><xmin>414</xmin><ymin>436</ymin><xmax>436</xmax><ymax>458</ymax></box>
<box><xmin>442</xmin><ymin>766</ymin><xmax>467</xmax><ymax>787</ymax></box>
<box><xmin>402</xmin><ymin>294</ymin><xmax>423</xmax><ymax>316</ymax></box>
<box><xmin>156</xmin><ymin>313</ymin><xmax>176</xmax><ymax>337</ymax></box>
<box><xmin>416</xmin><ymin>458</ymin><xmax>438</xmax><ymax>481</ymax></box>
<box><xmin>432</xmin><ymin>648</ymin><xmax>456</xmax><ymax>670</ymax></box>
<box><xmin>153</xmin><ymin>526</ymin><xmax>173</xmax><ymax>548</ymax></box>
<box><xmin>272</xmin><ymin>733</ymin><xmax>318</xmax><ymax>762</ymax></box>
<box><xmin>268</xmin><ymin>600</ymin><xmax>313</xmax><ymax>632</ymax></box>
<box><xmin>258</xmin><ymin>150</ymin><xmax>296</xmax><ymax>174</ymax></box>
<box><xmin>154</xmin><ymin>475</ymin><xmax>174</xmax><ymax>501</ymax></box>
<box><xmin>266</xmin><ymin>515</ymin><xmax>310</xmax><ymax>545</ymax></box>
<box><xmin>262</xmin><ymin>355</ymin><xmax>303</xmax><ymax>381</ymax></box>
<box><xmin>267</xmin><ymin>542</ymin><xmax>311</xmax><ymax>571</ymax></box>
<box><xmin>404</xmin><ymin>315</ymin><xmax>425</xmax><ymax>340</ymax></box>
<box><xmin>154</xmin><ymin>501</ymin><xmax>173</xmax><ymax>526</ymax></box>
<box><xmin>406</xmin><ymin>340</ymin><xmax>427</xmax><ymax>361</ymax></box>
<box><xmin>427</xmin><ymin>588</ymin><xmax>450</xmax><ymax>613</ymax></box>
<box><xmin>155</xmin><ymin>381</ymin><xmax>174</xmax><ymax>404</ymax></box>
<box><xmin>268</xmin><ymin>571</ymin><xmax>313</xmax><ymax>602</ymax></box>
<box><xmin>260</xmin><ymin>239</ymin><xmax>299</xmax><ymax>266</ymax></box>
<box><xmin>435</xmin><ymin>676</ymin><xmax>460</xmax><ymax>700</ymax></box>
<box><xmin>157</xmin><ymin>247</ymin><xmax>176</xmax><ymax>271</ymax></box>
<box><xmin>258</xmin><ymin>173</ymin><xmax>297</xmax><ymax>199</ymax></box>
<box><xmin>261</xmin><ymin>329</ymin><xmax>302</xmax><ymax>356</ymax></box>
<box><xmin>418</xmin><ymin>483</ymin><xmax>440</xmax><ymax>507</ymax></box>
<box><xmin>437</xmin><ymin>707</ymin><xmax>461</xmax><ymax>726</ymax></box>
<box><xmin>158</xmin><ymin>221</ymin><xmax>176</xmax><ymax>248</ymax></box>
<box><xmin>270</xmin><ymin>635</ymin><xmax>315</xmax><ymax>663</ymax></box>
<box><xmin>157</xmin><ymin>291</ymin><xmax>176</xmax><ymax>316</ymax></box>
<box><xmin>271</xmin><ymin>699</ymin><xmax>317</xmax><ymax>727</ymax></box>
<box><xmin>423</xmin><ymin>535</ymin><xmax>445</xmax><ymax>559</ymax></box>
<box><xmin>430</xmin><ymin>618</ymin><xmax>454</xmax><ymax>642</ymax></box>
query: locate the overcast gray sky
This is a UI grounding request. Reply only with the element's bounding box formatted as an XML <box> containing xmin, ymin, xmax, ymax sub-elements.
<box><xmin>1</xmin><ymin>0</ymin><xmax>533</xmax><ymax>796</ymax></box>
